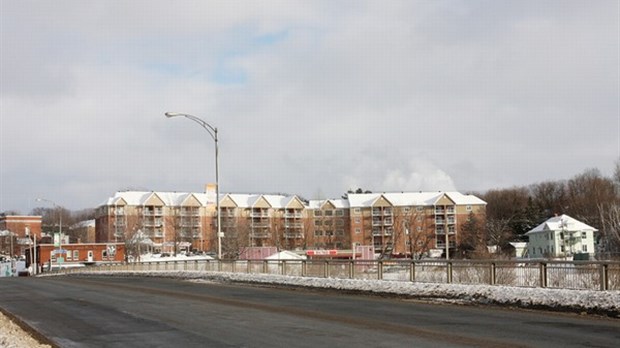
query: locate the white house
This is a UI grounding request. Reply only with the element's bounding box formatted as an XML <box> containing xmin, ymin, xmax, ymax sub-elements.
<box><xmin>525</xmin><ymin>214</ymin><xmax>597</xmax><ymax>259</ymax></box>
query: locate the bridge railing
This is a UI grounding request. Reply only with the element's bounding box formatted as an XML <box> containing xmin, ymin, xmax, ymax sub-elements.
<box><xmin>58</xmin><ymin>259</ymin><xmax>620</xmax><ymax>291</ymax></box>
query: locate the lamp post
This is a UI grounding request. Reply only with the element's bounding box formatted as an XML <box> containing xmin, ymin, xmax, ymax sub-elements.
<box><xmin>36</xmin><ymin>197</ymin><xmax>63</xmax><ymax>270</ymax></box>
<box><xmin>165</xmin><ymin>112</ymin><xmax>222</xmax><ymax>260</ymax></box>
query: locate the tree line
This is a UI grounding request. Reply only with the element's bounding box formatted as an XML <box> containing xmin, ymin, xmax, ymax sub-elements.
<box><xmin>460</xmin><ymin>163</ymin><xmax>620</xmax><ymax>259</ymax></box>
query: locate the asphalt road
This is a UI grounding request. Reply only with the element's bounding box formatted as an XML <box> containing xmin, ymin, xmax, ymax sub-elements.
<box><xmin>0</xmin><ymin>276</ymin><xmax>618</xmax><ymax>348</ymax></box>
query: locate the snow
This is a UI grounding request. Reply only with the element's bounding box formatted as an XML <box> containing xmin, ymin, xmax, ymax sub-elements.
<box><xmin>55</xmin><ymin>269</ymin><xmax>620</xmax><ymax>317</ymax></box>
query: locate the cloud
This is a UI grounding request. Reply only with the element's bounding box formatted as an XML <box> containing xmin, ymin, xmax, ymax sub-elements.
<box><xmin>1</xmin><ymin>1</ymin><xmax>618</xmax><ymax>213</ymax></box>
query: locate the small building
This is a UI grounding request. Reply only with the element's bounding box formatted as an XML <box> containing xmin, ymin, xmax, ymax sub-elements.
<box><xmin>26</xmin><ymin>242</ymin><xmax>126</xmax><ymax>271</ymax></box>
<box><xmin>525</xmin><ymin>214</ymin><xmax>597</xmax><ymax>259</ymax></box>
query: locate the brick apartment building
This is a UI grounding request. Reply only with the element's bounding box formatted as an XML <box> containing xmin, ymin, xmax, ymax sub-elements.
<box><xmin>0</xmin><ymin>215</ymin><xmax>42</xmax><ymax>256</ymax></box>
<box><xmin>95</xmin><ymin>190</ymin><xmax>486</xmax><ymax>258</ymax></box>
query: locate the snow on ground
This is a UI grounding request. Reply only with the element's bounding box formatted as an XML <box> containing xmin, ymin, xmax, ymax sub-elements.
<box><xmin>0</xmin><ymin>310</ymin><xmax>51</xmax><ymax>348</ymax></box>
<box><xmin>61</xmin><ymin>270</ymin><xmax>620</xmax><ymax>317</ymax></box>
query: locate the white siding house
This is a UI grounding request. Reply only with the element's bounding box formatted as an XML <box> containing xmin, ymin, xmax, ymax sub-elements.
<box><xmin>525</xmin><ymin>214</ymin><xmax>597</xmax><ymax>259</ymax></box>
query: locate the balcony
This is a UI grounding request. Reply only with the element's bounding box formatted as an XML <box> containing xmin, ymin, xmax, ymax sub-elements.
<box><xmin>435</xmin><ymin>218</ymin><xmax>446</xmax><ymax>225</ymax></box>
<box><xmin>144</xmin><ymin>210</ymin><xmax>163</xmax><ymax>216</ymax></box>
<box><xmin>250</xmin><ymin>232</ymin><xmax>270</xmax><ymax>239</ymax></box>
<box><xmin>252</xmin><ymin>222</ymin><xmax>270</xmax><ymax>228</ymax></box>
<box><xmin>180</xmin><ymin>210</ymin><xmax>199</xmax><ymax>217</ymax></box>
<box><xmin>285</xmin><ymin>214</ymin><xmax>303</xmax><ymax>219</ymax></box>
<box><xmin>285</xmin><ymin>222</ymin><xmax>303</xmax><ymax>228</ymax></box>
<box><xmin>284</xmin><ymin>232</ymin><xmax>304</xmax><ymax>239</ymax></box>
<box><xmin>250</xmin><ymin>211</ymin><xmax>269</xmax><ymax>218</ymax></box>
<box><xmin>114</xmin><ymin>221</ymin><xmax>125</xmax><ymax>227</ymax></box>
<box><xmin>435</xmin><ymin>208</ymin><xmax>445</xmax><ymax>214</ymax></box>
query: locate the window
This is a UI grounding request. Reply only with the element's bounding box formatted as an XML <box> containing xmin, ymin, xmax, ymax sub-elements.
<box><xmin>335</xmin><ymin>210</ymin><xmax>344</xmax><ymax>216</ymax></box>
<box><xmin>324</xmin><ymin>210</ymin><xmax>333</xmax><ymax>216</ymax></box>
<box><xmin>314</xmin><ymin>210</ymin><xmax>322</xmax><ymax>216</ymax></box>
<box><xmin>336</xmin><ymin>219</ymin><xmax>344</xmax><ymax>226</ymax></box>
<box><xmin>466</xmin><ymin>205</ymin><xmax>472</xmax><ymax>211</ymax></box>
<box><xmin>66</xmin><ymin>250</ymin><xmax>72</xmax><ymax>261</ymax></box>
<box><xmin>416</xmin><ymin>206</ymin><xmax>423</xmax><ymax>212</ymax></box>
<box><xmin>336</xmin><ymin>229</ymin><xmax>344</xmax><ymax>236</ymax></box>
<box><xmin>314</xmin><ymin>220</ymin><xmax>321</xmax><ymax>226</ymax></box>
<box><xmin>354</xmin><ymin>217</ymin><xmax>361</xmax><ymax>224</ymax></box>
<box><xmin>73</xmin><ymin>250</ymin><xmax>79</xmax><ymax>260</ymax></box>
<box><xmin>581</xmin><ymin>232</ymin><xmax>587</xmax><ymax>239</ymax></box>
<box><xmin>417</xmin><ymin>226</ymin><xmax>422</xmax><ymax>232</ymax></box>
<box><xmin>582</xmin><ymin>245</ymin><xmax>588</xmax><ymax>252</ymax></box>
<box><xmin>404</xmin><ymin>207</ymin><xmax>410</xmax><ymax>213</ymax></box>
<box><xmin>355</xmin><ymin>228</ymin><xmax>361</xmax><ymax>234</ymax></box>
<box><xmin>314</xmin><ymin>230</ymin><xmax>323</xmax><ymax>236</ymax></box>
<box><xmin>354</xmin><ymin>208</ymin><xmax>361</xmax><ymax>214</ymax></box>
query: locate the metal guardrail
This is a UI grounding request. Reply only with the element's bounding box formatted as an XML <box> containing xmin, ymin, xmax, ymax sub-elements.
<box><xmin>58</xmin><ymin>259</ymin><xmax>620</xmax><ymax>291</ymax></box>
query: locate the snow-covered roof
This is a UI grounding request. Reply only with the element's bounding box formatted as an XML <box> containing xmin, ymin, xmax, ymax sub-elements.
<box><xmin>346</xmin><ymin>192</ymin><xmax>486</xmax><ymax>208</ymax></box>
<box><xmin>265</xmin><ymin>250</ymin><xmax>306</xmax><ymax>260</ymax></box>
<box><xmin>100</xmin><ymin>191</ymin><xmax>212</xmax><ymax>207</ymax></box>
<box><xmin>307</xmin><ymin>199</ymin><xmax>350</xmax><ymax>209</ymax></box>
<box><xmin>225</xmin><ymin>194</ymin><xmax>304</xmax><ymax>209</ymax></box>
<box><xmin>526</xmin><ymin>214</ymin><xmax>598</xmax><ymax>235</ymax></box>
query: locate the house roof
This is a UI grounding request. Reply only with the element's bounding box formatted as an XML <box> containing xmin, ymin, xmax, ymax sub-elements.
<box><xmin>525</xmin><ymin>214</ymin><xmax>598</xmax><ymax>235</ymax></box>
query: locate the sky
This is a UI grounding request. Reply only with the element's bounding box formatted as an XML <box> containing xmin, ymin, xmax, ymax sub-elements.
<box><xmin>1</xmin><ymin>0</ymin><xmax>619</xmax><ymax>214</ymax></box>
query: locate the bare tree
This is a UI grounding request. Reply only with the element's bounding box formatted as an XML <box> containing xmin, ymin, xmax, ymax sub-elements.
<box><xmin>392</xmin><ymin>208</ymin><xmax>434</xmax><ymax>259</ymax></box>
<box><xmin>123</xmin><ymin>214</ymin><xmax>144</xmax><ymax>262</ymax></box>
<box><xmin>599</xmin><ymin>203</ymin><xmax>620</xmax><ymax>258</ymax></box>
<box><xmin>221</xmin><ymin>215</ymin><xmax>251</xmax><ymax>259</ymax></box>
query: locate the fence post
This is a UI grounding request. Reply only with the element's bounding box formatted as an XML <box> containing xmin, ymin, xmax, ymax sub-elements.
<box><xmin>247</xmin><ymin>260</ymin><xmax>251</xmax><ymax>274</ymax></box>
<box><xmin>263</xmin><ymin>260</ymin><xmax>268</xmax><ymax>274</ymax></box>
<box><xmin>600</xmin><ymin>263</ymin><xmax>609</xmax><ymax>291</ymax></box>
<box><xmin>410</xmin><ymin>261</ymin><xmax>415</xmax><ymax>282</ymax></box>
<box><xmin>324</xmin><ymin>260</ymin><xmax>329</xmax><ymax>278</ymax></box>
<box><xmin>539</xmin><ymin>262</ymin><xmax>547</xmax><ymax>288</ymax></box>
<box><xmin>302</xmin><ymin>260</ymin><xmax>307</xmax><ymax>277</ymax></box>
<box><xmin>349</xmin><ymin>260</ymin><xmax>354</xmax><ymax>279</ymax></box>
<box><xmin>282</xmin><ymin>261</ymin><xmax>287</xmax><ymax>276</ymax></box>
<box><xmin>446</xmin><ymin>261</ymin><xmax>453</xmax><ymax>284</ymax></box>
<box><xmin>490</xmin><ymin>262</ymin><xmax>496</xmax><ymax>285</ymax></box>
<box><xmin>378</xmin><ymin>261</ymin><xmax>383</xmax><ymax>280</ymax></box>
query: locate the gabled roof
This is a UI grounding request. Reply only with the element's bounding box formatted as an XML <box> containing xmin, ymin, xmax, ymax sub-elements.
<box><xmin>526</xmin><ymin>214</ymin><xmax>598</xmax><ymax>235</ymax></box>
<box><xmin>307</xmin><ymin>199</ymin><xmax>350</xmax><ymax>209</ymax></box>
<box><xmin>217</xmin><ymin>194</ymin><xmax>304</xmax><ymax>209</ymax></box>
<box><xmin>346</xmin><ymin>192</ymin><xmax>486</xmax><ymax>208</ymax></box>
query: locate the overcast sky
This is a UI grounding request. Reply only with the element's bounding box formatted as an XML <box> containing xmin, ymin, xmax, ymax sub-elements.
<box><xmin>1</xmin><ymin>0</ymin><xmax>619</xmax><ymax>214</ymax></box>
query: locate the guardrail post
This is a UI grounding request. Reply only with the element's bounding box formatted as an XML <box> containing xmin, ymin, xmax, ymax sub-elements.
<box><xmin>539</xmin><ymin>262</ymin><xmax>547</xmax><ymax>288</ymax></box>
<box><xmin>446</xmin><ymin>261</ymin><xmax>453</xmax><ymax>284</ymax></box>
<box><xmin>263</xmin><ymin>260</ymin><xmax>268</xmax><ymax>274</ymax></box>
<box><xmin>378</xmin><ymin>261</ymin><xmax>383</xmax><ymax>280</ymax></box>
<box><xmin>247</xmin><ymin>260</ymin><xmax>251</xmax><ymax>274</ymax></box>
<box><xmin>282</xmin><ymin>261</ymin><xmax>287</xmax><ymax>275</ymax></box>
<box><xmin>490</xmin><ymin>262</ymin><xmax>496</xmax><ymax>285</ymax></box>
<box><xmin>232</xmin><ymin>260</ymin><xmax>237</xmax><ymax>273</ymax></box>
<box><xmin>410</xmin><ymin>261</ymin><xmax>415</xmax><ymax>282</ymax></box>
<box><xmin>218</xmin><ymin>260</ymin><xmax>222</xmax><ymax>272</ymax></box>
<box><xmin>600</xmin><ymin>263</ymin><xmax>609</xmax><ymax>291</ymax></box>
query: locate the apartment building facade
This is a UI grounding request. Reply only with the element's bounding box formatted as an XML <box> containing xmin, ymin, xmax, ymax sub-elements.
<box><xmin>95</xmin><ymin>191</ymin><xmax>215</xmax><ymax>253</ymax></box>
<box><xmin>95</xmin><ymin>191</ymin><xmax>486</xmax><ymax>258</ymax></box>
<box><xmin>309</xmin><ymin>192</ymin><xmax>486</xmax><ymax>257</ymax></box>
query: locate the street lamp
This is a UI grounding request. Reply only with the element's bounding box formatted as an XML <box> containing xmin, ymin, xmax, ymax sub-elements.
<box><xmin>36</xmin><ymin>197</ymin><xmax>63</xmax><ymax>270</ymax></box>
<box><xmin>165</xmin><ymin>112</ymin><xmax>222</xmax><ymax>260</ymax></box>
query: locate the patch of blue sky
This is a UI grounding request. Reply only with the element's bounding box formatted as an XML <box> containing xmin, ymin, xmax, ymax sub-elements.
<box><xmin>144</xmin><ymin>62</ymin><xmax>184</xmax><ymax>76</ymax></box>
<box><xmin>209</xmin><ymin>30</ymin><xmax>288</xmax><ymax>85</ymax></box>
<box><xmin>253</xmin><ymin>30</ymin><xmax>289</xmax><ymax>46</ymax></box>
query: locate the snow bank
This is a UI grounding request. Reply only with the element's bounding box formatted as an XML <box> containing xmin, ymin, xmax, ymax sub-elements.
<box><xmin>59</xmin><ymin>270</ymin><xmax>620</xmax><ymax>317</ymax></box>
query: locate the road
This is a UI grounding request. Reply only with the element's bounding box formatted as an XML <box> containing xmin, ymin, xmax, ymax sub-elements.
<box><xmin>0</xmin><ymin>276</ymin><xmax>618</xmax><ymax>347</ymax></box>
